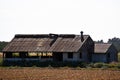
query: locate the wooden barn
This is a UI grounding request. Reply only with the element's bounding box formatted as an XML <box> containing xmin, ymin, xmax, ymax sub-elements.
<box><xmin>2</xmin><ymin>32</ymin><xmax>94</xmax><ymax>62</ymax></box>
<box><xmin>92</xmin><ymin>43</ymin><xmax>118</xmax><ymax>62</ymax></box>
<box><xmin>2</xmin><ymin>32</ymin><xmax>118</xmax><ymax>63</ymax></box>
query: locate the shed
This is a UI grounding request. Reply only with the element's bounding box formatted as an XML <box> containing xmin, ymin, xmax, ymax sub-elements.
<box><xmin>92</xmin><ymin>43</ymin><xmax>118</xmax><ymax>62</ymax></box>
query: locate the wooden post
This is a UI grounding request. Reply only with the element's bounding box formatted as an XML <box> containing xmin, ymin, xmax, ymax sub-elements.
<box><xmin>37</xmin><ymin>52</ymin><xmax>38</xmax><ymax>57</ymax></box>
<box><xmin>26</xmin><ymin>53</ymin><xmax>28</xmax><ymax>58</ymax></box>
<box><xmin>3</xmin><ymin>53</ymin><xmax>5</xmax><ymax>61</ymax></box>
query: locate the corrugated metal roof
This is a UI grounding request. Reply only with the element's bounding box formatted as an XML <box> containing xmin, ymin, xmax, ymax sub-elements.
<box><xmin>3</xmin><ymin>34</ymin><xmax>89</xmax><ymax>52</ymax></box>
<box><xmin>49</xmin><ymin>35</ymin><xmax>89</xmax><ymax>52</ymax></box>
<box><xmin>94</xmin><ymin>43</ymin><xmax>112</xmax><ymax>53</ymax></box>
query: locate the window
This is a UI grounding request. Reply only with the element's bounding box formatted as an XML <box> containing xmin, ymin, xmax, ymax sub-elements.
<box><xmin>68</xmin><ymin>53</ymin><xmax>73</xmax><ymax>58</ymax></box>
<box><xmin>79</xmin><ymin>52</ymin><xmax>82</xmax><ymax>58</ymax></box>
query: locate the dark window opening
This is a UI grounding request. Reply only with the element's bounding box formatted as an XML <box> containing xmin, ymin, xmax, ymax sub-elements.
<box><xmin>79</xmin><ymin>52</ymin><xmax>82</xmax><ymax>58</ymax></box>
<box><xmin>68</xmin><ymin>53</ymin><xmax>73</xmax><ymax>58</ymax></box>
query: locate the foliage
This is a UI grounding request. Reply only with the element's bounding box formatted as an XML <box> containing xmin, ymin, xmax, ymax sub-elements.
<box><xmin>116</xmin><ymin>63</ymin><xmax>120</xmax><ymax>69</ymax></box>
<box><xmin>108</xmin><ymin>37</ymin><xmax>120</xmax><ymax>52</ymax></box>
<box><xmin>118</xmin><ymin>53</ymin><xmax>120</xmax><ymax>62</ymax></box>
<box><xmin>93</xmin><ymin>62</ymin><xmax>105</xmax><ymax>68</ymax></box>
<box><xmin>0</xmin><ymin>58</ymin><xmax>3</xmax><ymax>66</ymax></box>
<box><xmin>1</xmin><ymin>60</ymin><xmax>120</xmax><ymax>69</ymax></box>
<box><xmin>107</xmin><ymin>62</ymin><xmax>118</xmax><ymax>68</ymax></box>
<box><xmin>95</xmin><ymin>40</ymin><xmax>104</xmax><ymax>43</ymax></box>
<box><xmin>0</xmin><ymin>41</ymin><xmax>9</xmax><ymax>52</ymax></box>
<box><xmin>87</xmin><ymin>63</ymin><xmax>94</xmax><ymax>68</ymax></box>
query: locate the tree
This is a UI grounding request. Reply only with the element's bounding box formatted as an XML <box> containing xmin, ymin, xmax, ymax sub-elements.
<box><xmin>95</xmin><ymin>40</ymin><xmax>104</xmax><ymax>43</ymax></box>
<box><xmin>0</xmin><ymin>41</ymin><xmax>9</xmax><ymax>52</ymax></box>
<box><xmin>108</xmin><ymin>37</ymin><xmax>120</xmax><ymax>52</ymax></box>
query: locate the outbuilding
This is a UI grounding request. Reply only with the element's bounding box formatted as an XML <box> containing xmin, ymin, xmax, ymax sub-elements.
<box><xmin>92</xmin><ymin>43</ymin><xmax>118</xmax><ymax>62</ymax></box>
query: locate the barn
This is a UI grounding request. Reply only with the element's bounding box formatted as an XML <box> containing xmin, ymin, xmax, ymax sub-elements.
<box><xmin>2</xmin><ymin>32</ymin><xmax>94</xmax><ymax>62</ymax></box>
<box><xmin>2</xmin><ymin>32</ymin><xmax>118</xmax><ymax>63</ymax></box>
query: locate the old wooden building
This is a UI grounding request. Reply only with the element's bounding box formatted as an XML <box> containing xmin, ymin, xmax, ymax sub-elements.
<box><xmin>92</xmin><ymin>43</ymin><xmax>118</xmax><ymax>62</ymax></box>
<box><xmin>2</xmin><ymin>32</ymin><xmax>118</xmax><ymax>63</ymax></box>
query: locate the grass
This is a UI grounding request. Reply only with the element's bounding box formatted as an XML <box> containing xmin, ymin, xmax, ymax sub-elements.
<box><xmin>118</xmin><ymin>52</ymin><xmax>120</xmax><ymax>62</ymax></box>
<box><xmin>0</xmin><ymin>67</ymin><xmax>120</xmax><ymax>80</ymax></box>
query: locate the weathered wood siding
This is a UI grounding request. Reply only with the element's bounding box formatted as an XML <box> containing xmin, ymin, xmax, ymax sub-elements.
<box><xmin>62</xmin><ymin>51</ymin><xmax>92</xmax><ymax>62</ymax></box>
<box><xmin>80</xmin><ymin>36</ymin><xmax>94</xmax><ymax>62</ymax></box>
<box><xmin>63</xmin><ymin>53</ymin><xmax>78</xmax><ymax>61</ymax></box>
<box><xmin>107</xmin><ymin>45</ymin><xmax>118</xmax><ymax>62</ymax></box>
<box><xmin>92</xmin><ymin>44</ymin><xmax>118</xmax><ymax>63</ymax></box>
<box><xmin>92</xmin><ymin>54</ymin><xmax>107</xmax><ymax>62</ymax></box>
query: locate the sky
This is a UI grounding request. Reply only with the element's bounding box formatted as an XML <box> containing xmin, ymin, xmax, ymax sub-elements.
<box><xmin>0</xmin><ymin>0</ymin><xmax>120</xmax><ymax>42</ymax></box>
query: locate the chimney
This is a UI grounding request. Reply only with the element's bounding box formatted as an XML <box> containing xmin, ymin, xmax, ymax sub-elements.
<box><xmin>80</xmin><ymin>31</ymin><xmax>84</xmax><ymax>42</ymax></box>
<box><xmin>49</xmin><ymin>33</ymin><xmax>58</xmax><ymax>38</ymax></box>
<box><xmin>49</xmin><ymin>33</ymin><xmax>58</xmax><ymax>46</ymax></box>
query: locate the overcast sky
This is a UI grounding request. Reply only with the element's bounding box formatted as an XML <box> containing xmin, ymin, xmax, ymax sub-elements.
<box><xmin>0</xmin><ymin>0</ymin><xmax>120</xmax><ymax>42</ymax></box>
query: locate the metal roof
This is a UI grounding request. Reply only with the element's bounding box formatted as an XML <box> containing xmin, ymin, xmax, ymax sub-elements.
<box><xmin>49</xmin><ymin>35</ymin><xmax>89</xmax><ymax>52</ymax></box>
<box><xmin>3</xmin><ymin>34</ymin><xmax>89</xmax><ymax>52</ymax></box>
<box><xmin>94</xmin><ymin>43</ymin><xmax>112</xmax><ymax>53</ymax></box>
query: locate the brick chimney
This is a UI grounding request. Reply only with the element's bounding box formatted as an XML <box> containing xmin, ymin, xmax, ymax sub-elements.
<box><xmin>80</xmin><ymin>31</ymin><xmax>84</xmax><ymax>42</ymax></box>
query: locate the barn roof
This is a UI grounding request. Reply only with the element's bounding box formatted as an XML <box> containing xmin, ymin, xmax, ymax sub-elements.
<box><xmin>49</xmin><ymin>35</ymin><xmax>89</xmax><ymax>52</ymax></box>
<box><xmin>3</xmin><ymin>34</ymin><xmax>90</xmax><ymax>52</ymax></box>
<box><xmin>94</xmin><ymin>43</ymin><xmax>112</xmax><ymax>53</ymax></box>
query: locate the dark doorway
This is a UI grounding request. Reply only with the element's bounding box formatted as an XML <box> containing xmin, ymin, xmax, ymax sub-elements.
<box><xmin>53</xmin><ymin>52</ymin><xmax>63</xmax><ymax>61</ymax></box>
<box><xmin>5</xmin><ymin>52</ymin><xmax>12</xmax><ymax>58</ymax></box>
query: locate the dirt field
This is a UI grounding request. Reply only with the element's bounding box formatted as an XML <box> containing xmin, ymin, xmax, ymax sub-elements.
<box><xmin>0</xmin><ymin>68</ymin><xmax>120</xmax><ymax>80</ymax></box>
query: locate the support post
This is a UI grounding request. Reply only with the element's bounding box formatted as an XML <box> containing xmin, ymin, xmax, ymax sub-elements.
<box><xmin>3</xmin><ymin>53</ymin><xmax>5</xmax><ymax>61</ymax></box>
